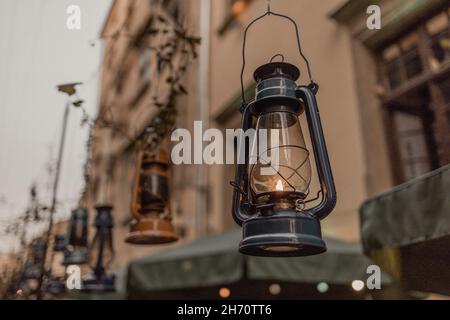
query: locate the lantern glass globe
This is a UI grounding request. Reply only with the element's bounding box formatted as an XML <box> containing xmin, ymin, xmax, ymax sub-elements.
<box><xmin>249</xmin><ymin>111</ymin><xmax>311</xmax><ymax>202</ymax></box>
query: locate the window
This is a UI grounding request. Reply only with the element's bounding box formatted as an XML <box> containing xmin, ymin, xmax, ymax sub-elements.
<box><xmin>392</xmin><ymin>112</ymin><xmax>431</xmax><ymax>180</ymax></box>
<box><xmin>427</xmin><ymin>13</ymin><xmax>450</xmax><ymax>64</ymax></box>
<box><xmin>430</xmin><ymin>30</ymin><xmax>450</xmax><ymax>63</ymax></box>
<box><xmin>218</xmin><ymin>0</ymin><xmax>252</xmax><ymax>36</ymax></box>
<box><xmin>438</xmin><ymin>77</ymin><xmax>450</xmax><ymax>103</ymax></box>
<box><xmin>228</xmin><ymin>0</ymin><xmax>246</xmax><ymax>16</ymax></box>
<box><xmin>379</xmin><ymin>7</ymin><xmax>450</xmax><ymax>183</ymax></box>
<box><xmin>383</xmin><ymin>86</ymin><xmax>439</xmax><ymax>183</ymax></box>
<box><xmin>381</xmin><ymin>33</ymin><xmax>423</xmax><ymax>90</ymax></box>
<box><xmin>437</xmin><ymin>77</ymin><xmax>450</xmax><ymax>127</ymax></box>
<box><xmin>384</xmin><ymin>54</ymin><xmax>402</xmax><ymax>89</ymax></box>
<box><xmin>139</xmin><ymin>47</ymin><xmax>152</xmax><ymax>82</ymax></box>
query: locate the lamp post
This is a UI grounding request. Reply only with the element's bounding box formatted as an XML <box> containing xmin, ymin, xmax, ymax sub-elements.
<box><xmin>36</xmin><ymin>82</ymin><xmax>82</xmax><ymax>299</ymax></box>
<box><xmin>231</xmin><ymin>8</ymin><xmax>336</xmax><ymax>257</ymax></box>
<box><xmin>82</xmin><ymin>204</ymin><xmax>115</xmax><ymax>292</ymax></box>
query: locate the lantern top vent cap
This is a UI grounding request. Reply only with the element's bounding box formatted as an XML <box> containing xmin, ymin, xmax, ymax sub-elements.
<box><xmin>253</xmin><ymin>62</ymin><xmax>300</xmax><ymax>82</ymax></box>
<box><xmin>142</xmin><ymin>148</ymin><xmax>170</xmax><ymax>166</ymax></box>
<box><xmin>72</xmin><ymin>207</ymin><xmax>88</xmax><ymax>218</ymax></box>
<box><xmin>95</xmin><ymin>204</ymin><xmax>114</xmax><ymax>211</ymax></box>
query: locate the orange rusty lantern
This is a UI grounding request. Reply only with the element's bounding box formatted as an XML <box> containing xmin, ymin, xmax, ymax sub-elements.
<box><xmin>125</xmin><ymin>146</ymin><xmax>178</xmax><ymax>245</ymax></box>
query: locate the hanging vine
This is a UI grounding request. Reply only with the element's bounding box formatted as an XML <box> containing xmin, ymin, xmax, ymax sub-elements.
<box><xmin>77</xmin><ymin>1</ymin><xmax>201</xmax><ymax>148</ymax></box>
<box><xmin>74</xmin><ymin>1</ymin><xmax>201</xmax><ymax>205</ymax></box>
<box><xmin>144</xmin><ymin>17</ymin><xmax>201</xmax><ymax>148</ymax></box>
<box><xmin>0</xmin><ymin>185</ymin><xmax>47</xmax><ymax>299</ymax></box>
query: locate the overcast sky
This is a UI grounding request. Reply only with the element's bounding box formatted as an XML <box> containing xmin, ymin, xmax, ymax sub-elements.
<box><xmin>0</xmin><ymin>0</ymin><xmax>112</xmax><ymax>252</ymax></box>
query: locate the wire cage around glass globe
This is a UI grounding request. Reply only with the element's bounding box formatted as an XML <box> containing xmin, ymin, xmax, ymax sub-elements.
<box><xmin>249</xmin><ymin>111</ymin><xmax>312</xmax><ymax>210</ymax></box>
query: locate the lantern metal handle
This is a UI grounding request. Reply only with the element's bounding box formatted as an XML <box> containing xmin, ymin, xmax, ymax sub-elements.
<box><xmin>231</xmin><ymin>103</ymin><xmax>254</xmax><ymax>225</ymax></box>
<box><xmin>93</xmin><ymin>223</ymin><xmax>115</xmax><ymax>277</ymax></box>
<box><xmin>240</xmin><ymin>7</ymin><xmax>315</xmax><ymax>105</ymax></box>
<box><xmin>295</xmin><ymin>85</ymin><xmax>336</xmax><ymax>220</ymax></box>
<box><xmin>65</xmin><ymin>214</ymin><xmax>74</xmax><ymax>247</ymax></box>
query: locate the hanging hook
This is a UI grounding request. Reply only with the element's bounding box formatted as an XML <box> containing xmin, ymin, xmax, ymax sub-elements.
<box><xmin>270</xmin><ymin>53</ymin><xmax>285</xmax><ymax>63</ymax></box>
<box><xmin>240</xmin><ymin>3</ymin><xmax>315</xmax><ymax>105</ymax></box>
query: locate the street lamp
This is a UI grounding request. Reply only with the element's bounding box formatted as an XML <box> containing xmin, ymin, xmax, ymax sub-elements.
<box><xmin>125</xmin><ymin>147</ymin><xmax>178</xmax><ymax>245</ymax></box>
<box><xmin>63</xmin><ymin>208</ymin><xmax>89</xmax><ymax>265</ymax></box>
<box><xmin>36</xmin><ymin>82</ymin><xmax>83</xmax><ymax>299</ymax></box>
<box><xmin>231</xmin><ymin>8</ymin><xmax>336</xmax><ymax>257</ymax></box>
<box><xmin>82</xmin><ymin>204</ymin><xmax>115</xmax><ymax>292</ymax></box>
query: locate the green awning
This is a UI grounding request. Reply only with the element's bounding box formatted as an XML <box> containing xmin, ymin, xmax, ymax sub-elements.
<box><xmin>360</xmin><ymin>164</ymin><xmax>450</xmax><ymax>251</ymax></box>
<box><xmin>127</xmin><ymin>229</ymin><xmax>390</xmax><ymax>297</ymax></box>
<box><xmin>360</xmin><ymin>164</ymin><xmax>450</xmax><ymax>295</ymax></box>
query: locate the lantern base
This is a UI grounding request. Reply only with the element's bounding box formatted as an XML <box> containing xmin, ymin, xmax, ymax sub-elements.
<box><xmin>63</xmin><ymin>249</ymin><xmax>88</xmax><ymax>265</ymax></box>
<box><xmin>125</xmin><ymin>217</ymin><xmax>178</xmax><ymax>245</ymax></box>
<box><xmin>82</xmin><ymin>274</ymin><xmax>115</xmax><ymax>292</ymax></box>
<box><xmin>239</xmin><ymin>211</ymin><xmax>326</xmax><ymax>257</ymax></box>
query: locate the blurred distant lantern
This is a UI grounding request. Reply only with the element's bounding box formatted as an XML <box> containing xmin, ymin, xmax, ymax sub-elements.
<box><xmin>82</xmin><ymin>204</ymin><xmax>115</xmax><ymax>292</ymax></box>
<box><xmin>125</xmin><ymin>146</ymin><xmax>178</xmax><ymax>245</ymax></box>
<box><xmin>45</xmin><ymin>277</ymin><xmax>66</xmax><ymax>296</ymax></box>
<box><xmin>231</xmin><ymin>7</ymin><xmax>336</xmax><ymax>257</ymax></box>
<box><xmin>22</xmin><ymin>239</ymin><xmax>47</xmax><ymax>295</ymax></box>
<box><xmin>53</xmin><ymin>234</ymin><xmax>66</xmax><ymax>252</ymax></box>
<box><xmin>23</xmin><ymin>260</ymin><xmax>42</xmax><ymax>281</ymax></box>
<box><xmin>57</xmin><ymin>82</ymin><xmax>82</xmax><ymax>96</ymax></box>
<box><xmin>33</xmin><ymin>238</ymin><xmax>46</xmax><ymax>264</ymax></box>
<box><xmin>63</xmin><ymin>208</ymin><xmax>88</xmax><ymax>265</ymax></box>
